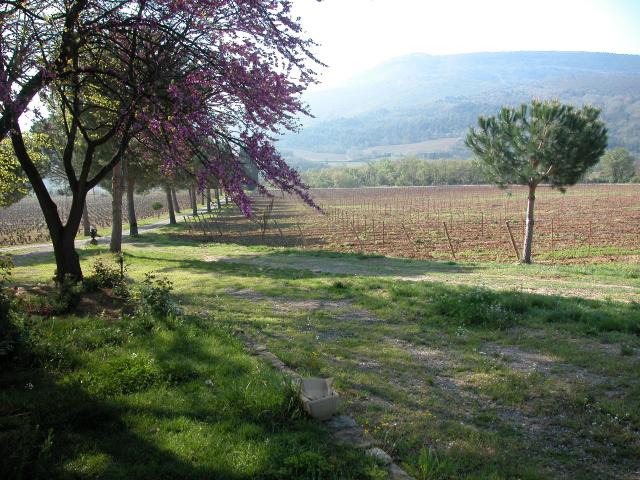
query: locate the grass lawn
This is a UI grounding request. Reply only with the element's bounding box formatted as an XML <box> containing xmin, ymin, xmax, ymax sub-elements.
<box><xmin>3</xmin><ymin>225</ymin><xmax>640</xmax><ymax>479</ymax></box>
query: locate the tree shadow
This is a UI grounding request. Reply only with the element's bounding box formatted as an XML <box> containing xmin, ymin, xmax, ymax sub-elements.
<box><xmin>0</xmin><ymin>312</ymin><xmax>373</xmax><ymax>479</ymax></box>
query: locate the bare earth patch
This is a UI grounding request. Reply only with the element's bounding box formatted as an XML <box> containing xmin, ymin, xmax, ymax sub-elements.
<box><xmin>227</xmin><ymin>288</ymin><xmax>380</xmax><ymax>323</ymax></box>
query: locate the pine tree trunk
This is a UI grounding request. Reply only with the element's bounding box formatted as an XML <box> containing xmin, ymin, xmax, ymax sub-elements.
<box><xmin>206</xmin><ymin>188</ymin><xmax>211</xmax><ymax>213</ymax></box>
<box><xmin>126</xmin><ymin>169</ymin><xmax>138</xmax><ymax>237</ymax></box>
<box><xmin>171</xmin><ymin>188</ymin><xmax>181</xmax><ymax>213</ymax></box>
<box><xmin>110</xmin><ymin>161</ymin><xmax>124</xmax><ymax>253</ymax></box>
<box><xmin>166</xmin><ymin>186</ymin><xmax>177</xmax><ymax>225</ymax></box>
<box><xmin>82</xmin><ymin>202</ymin><xmax>90</xmax><ymax>237</ymax></box>
<box><xmin>521</xmin><ymin>183</ymin><xmax>537</xmax><ymax>264</ymax></box>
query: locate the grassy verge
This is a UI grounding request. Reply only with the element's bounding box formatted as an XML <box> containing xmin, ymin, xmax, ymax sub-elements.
<box><xmin>4</xmin><ymin>227</ymin><xmax>640</xmax><ymax>479</ymax></box>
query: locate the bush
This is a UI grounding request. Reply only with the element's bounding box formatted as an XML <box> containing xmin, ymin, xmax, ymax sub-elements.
<box><xmin>84</xmin><ymin>255</ymin><xmax>131</xmax><ymax>302</ymax></box>
<box><xmin>137</xmin><ymin>273</ymin><xmax>181</xmax><ymax>318</ymax></box>
<box><xmin>85</xmin><ymin>255</ymin><xmax>125</xmax><ymax>290</ymax></box>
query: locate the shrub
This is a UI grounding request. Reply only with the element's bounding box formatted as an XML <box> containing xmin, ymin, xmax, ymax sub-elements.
<box><xmin>137</xmin><ymin>273</ymin><xmax>181</xmax><ymax>318</ymax></box>
<box><xmin>84</xmin><ymin>255</ymin><xmax>131</xmax><ymax>302</ymax></box>
<box><xmin>86</xmin><ymin>255</ymin><xmax>124</xmax><ymax>290</ymax></box>
<box><xmin>151</xmin><ymin>201</ymin><xmax>163</xmax><ymax>217</ymax></box>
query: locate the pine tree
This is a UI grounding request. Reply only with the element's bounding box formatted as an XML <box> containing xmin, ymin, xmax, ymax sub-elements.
<box><xmin>466</xmin><ymin>100</ymin><xmax>607</xmax><ymax>263</ymax></box>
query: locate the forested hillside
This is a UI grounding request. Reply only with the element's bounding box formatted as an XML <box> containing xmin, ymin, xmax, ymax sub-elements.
<box><xmin>281</xmin><ymin>52</ymin><xmax>640</xmax><ymax>162</ymax></box>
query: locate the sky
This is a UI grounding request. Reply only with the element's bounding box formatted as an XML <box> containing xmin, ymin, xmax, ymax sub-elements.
<box><xmin>292</xmin><ymin>0</ymin><xmax>640</xmax><ymax>90</ymax></box>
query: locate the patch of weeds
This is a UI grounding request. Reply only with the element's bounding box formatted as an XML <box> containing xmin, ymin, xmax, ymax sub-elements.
<box><xmin>80</xmin><ymin>352</ymin><xmax>162</xmax><ymax>397</ymax></box>
<box><xmin>19</xmin><ymin>277</ymin><xmax>83</xmax><ymax>317</ymax></box>
<box><xmin>270</xmin><ymin>448</ymin><xmax>387</xmax><ymax>480</ymax></box>
<box><xmin>481</xmin><ymin>371</ymin><xmax>545</xmax><ymax>405</ymax></box>
<box><xmin>433</xmin><ymin>287</ymin><xmax>519</xmax><ymax>329</ymax></box>
<box><xmin>620</xmin><ymin>345</ymin><xmax>634</xmax><ymax>356</ymax></box>
<box><xmin>415</xmin><ymin>448</ymin><xmax>457</xmax><ymax>480</ymax></box>
<box><xmin>331</xmin><ymin>280</ymin><xmax>349</xmax><ymax>290</ymax></box>
<box><xmin>0</xmin><ymin>256</ymin><xmax>19</xmax><ymax>360</ymax></box>
<box><xmin>541</xmin><ymin>299</ymin><xmax>640</xmax><ymax>335</ymax></box>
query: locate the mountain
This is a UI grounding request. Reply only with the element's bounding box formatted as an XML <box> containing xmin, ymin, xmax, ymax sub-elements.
<box><xmin>279</xmin><ymin>51</ymin><xmax>640</xmax><ymax>166</ymax></box>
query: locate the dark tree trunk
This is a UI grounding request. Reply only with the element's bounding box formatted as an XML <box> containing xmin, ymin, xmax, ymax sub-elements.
<box><xmin>126</xmin><ymin>166</ymin><xmax>138</xmax><ymax>237</ymax></box>
<box><xmin>206</xmin><ymin>188</ymin><xmax>211</xmax><ymax>213</ymax></box>
<box><xmin>51</xmin><ymin>224</ymin><xmax>83</xmax><ymax>282</ymax></box>
<box><xmin>522</xmin><ymin>183</ymin><xmax>537</xmax><ymax>264</ymax></box>
<box><xmin>166</xmin><ymin>187</ymin><xmax>177</xmax><ymax>225</ymax></box>
<box><xmin>224</xmin><ymin>193</ymin><xmax>229</xmax><ymax>205</ymax></box>
<box><xmin>171</xmin><ymin>188</ymin><xmax>181</xmax><ymax>213</ymax></box>
<box><xmin>11</xmin><ymin>126</ymin><xmax>85</xmax><ymax>282</ymax></box>
<box><xmin>110</xmin><ymin>161</ymin><xmax>124</xmax><ymax>253</ymax></box>
<box><xmin>214</xmin><ymin>187</ymin><xmax>221</xmax><ymax>209</ymax></box>
<box><xmin>82</xmin><ymin>202</ymin><xmax>91</xmax><ymax>237</ymax></box>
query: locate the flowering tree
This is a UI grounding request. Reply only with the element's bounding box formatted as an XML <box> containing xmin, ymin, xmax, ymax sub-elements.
<box><xmin>1</xmin><ymin>1</ymin><xmax>321</xmax><ymax>281</ymax></box>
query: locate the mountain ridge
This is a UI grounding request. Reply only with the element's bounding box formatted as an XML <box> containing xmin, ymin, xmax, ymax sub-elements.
<box><xmin>280</xmin><ymin>51</ymin><xmax>640</xmax><ymax>164</ymax></box>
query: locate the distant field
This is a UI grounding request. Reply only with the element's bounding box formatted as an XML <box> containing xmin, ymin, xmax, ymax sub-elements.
<box><xmin>362</xmin><ymin>137</ymin><xmax>462</xmax><ymax>156</ymax></box>
<box><xmin>180</xmin><ymin>184</ymin><xmax>640</xmax><ymax>263</ymax></box>
<box><xmin>0</xmin><ymin>190</ymin><xmax>191</xmax><ymax>246</ymax></box>
<box><xmin>286</xmin><ymin>137</ymin><xmax>463</xmax><ymax>167</ymax></box>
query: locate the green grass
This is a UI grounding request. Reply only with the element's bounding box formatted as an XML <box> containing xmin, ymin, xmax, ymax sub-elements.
<box><xmin>3</xmin><ymin>226</ymin><xmax>640</xmax><ymax>479</ymax></box>
<box><xmin>1</xmin><ymin>304</ymin><xmax>385</xmax><ymax>479</ymax></box>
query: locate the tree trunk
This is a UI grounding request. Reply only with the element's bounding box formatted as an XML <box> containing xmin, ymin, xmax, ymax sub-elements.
<box><xmin>166</xmin><ymin>186</ymin><xmax>177</xmax><ymax>225</ymax></box>
<box><xmin>110</xmin><ymin>161</ymin><xmax>124</xmax><ymax>253</ymax></box>
<box><xmin>126</xmin><ymin>167</ymin><xmax>138</xmax><ymax>237</ymax></box>
<box><xmin>521</xmin><ymin>183</ymin><xmax>537</xmax><ymax>264</ymax></box>
<box><xmin>214</xmin><ymin>187</ymin><xmax>221</xmax><ymax>209</ymax></box>
<box><xmin>82</xmin><ymin>202</ymin><xmax>90</xmax><ymax>237</ymax></box>
<box><xmin>206</xmin><ymin>188</ymin><xmax>211</xmax><ymax>213</ymax></box>
<box><xmin>191</xmin><ymin>183</ymin><xmax>198</xmax><ymax>216</ymax></box>
<box><xmin>50</xmin><ymin>224</ymin><xmax>83</xmax><ymax>282</ymax></box>
<box><xmin>171</xmin><ymin>187</ymin><xmax>181</xmax><ymax>213</ymax></box>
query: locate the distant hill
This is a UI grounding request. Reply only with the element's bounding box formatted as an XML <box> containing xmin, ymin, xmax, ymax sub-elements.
<box><xmin>279</xmin><ymin>51</ymin><xmax>640</xmax><ymax>166</ymax></box>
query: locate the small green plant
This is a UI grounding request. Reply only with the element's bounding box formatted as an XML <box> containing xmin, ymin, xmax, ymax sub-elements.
<box><xmin>137</xmin><ymin>272</ymin><xmax>181</xmax><ymax>318</ymax></box>
<box><xmin>151</xmin><ymin>201</ymin><xmax>163</xmax><ymax>218</ymax></box>
<box><xmin>416</xmin><ymin>448</ymin><xmax>455</xmax><ymax>480</ymax></box>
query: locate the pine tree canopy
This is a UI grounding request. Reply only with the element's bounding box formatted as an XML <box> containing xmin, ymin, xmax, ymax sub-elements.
<box><xmin>465</xmin><ymin>100</ymin><xmax>608</xmax><ymax>189</ymax></box>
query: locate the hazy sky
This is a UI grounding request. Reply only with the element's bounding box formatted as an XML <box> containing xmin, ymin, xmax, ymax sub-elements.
<box><xmin>292</xmin><ymin>0</ymin><xmax>640</xmax><ymax>89</ymax></box>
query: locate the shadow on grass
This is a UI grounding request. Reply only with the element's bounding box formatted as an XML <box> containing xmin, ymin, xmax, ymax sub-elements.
<box><xmin>0</xmin><ymin>313</ymin><xmax>379</xmax><ymax>480</ymax></box>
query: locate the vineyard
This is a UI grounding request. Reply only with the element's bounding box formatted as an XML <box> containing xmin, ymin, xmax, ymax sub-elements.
<box><xmin>182</xmin><ymin>184</ymin><xmax>640</xmax><ymax>263</ymax></box>
<box><xmin>0</xmin><ymin>190</ymin><xmax>191</xmax><ymax>246</ymax></box>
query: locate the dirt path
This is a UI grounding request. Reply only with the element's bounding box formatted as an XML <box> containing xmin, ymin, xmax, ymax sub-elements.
<box><xmin>206</xmin><ymin>253</ymin><xmax>640</xmax><ymax>302</ymax></box>
<box><xmin>1</xmin><ymin>213</ymin><xmax>194</xmax><ymax>260</ymax></box>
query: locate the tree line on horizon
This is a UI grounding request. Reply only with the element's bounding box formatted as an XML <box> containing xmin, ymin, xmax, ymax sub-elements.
<box><xmin>302</xmin><ymin>148</ymin><xmax>638</xmax><ymax>189</ymax></box>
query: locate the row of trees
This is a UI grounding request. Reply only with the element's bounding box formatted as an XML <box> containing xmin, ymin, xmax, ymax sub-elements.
<box><xmin>302</xmin><ymin>149</ymin><xmax>637</xmax><ymax>189</ymax></box>
<box><xmin>302</xmin><ymin>158</ymin><xmax>486</xmax><ymax>187</ymax></box>
<box><xmin>1</xmin><ymin>0</ymin><xmax>321</xmax><ymax>281</ymax></box>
